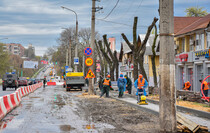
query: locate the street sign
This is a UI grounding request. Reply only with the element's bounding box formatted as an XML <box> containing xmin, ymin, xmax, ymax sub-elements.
<box><xmin>85</xmin><ymin>57</ymin><xmax>93</xmax><ymax>66</ymax></box>
<box><xmin>66</xmin><ymin>68</ymin><xmax>73</xmax><ymax>72</ymax></box>
<box><xmin>65</xmin><ymin>66</ymin><xmax>69</xmax><ymax>73</ymax></box>
<box><xmin>74</xmin><ymin>57</ymin><xmax>79</xmax><ymax>65</ymax></box>
<box><xmin>86</xmin><ymin>69</ymin><xmax>95</xmax><ymax>78</ymax></box>
<box><xmin>84</xmin><ymin>47</ymin><xmax>92</xmax><ymax>56</ymax></box>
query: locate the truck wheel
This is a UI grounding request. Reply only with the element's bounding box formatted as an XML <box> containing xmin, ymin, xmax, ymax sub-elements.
<box><xmin>3</xmin><ymin>87</ymin><xmax>6</xmax><ymax>91</ymax></box>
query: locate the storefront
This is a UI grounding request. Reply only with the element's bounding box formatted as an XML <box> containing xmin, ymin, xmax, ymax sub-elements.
<box><xmin>175</xmin><ymin>52</ymin><xmax>193</xmax><ymax>90</ymax></box>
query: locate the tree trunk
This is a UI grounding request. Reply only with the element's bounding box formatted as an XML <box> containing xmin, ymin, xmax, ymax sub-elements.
<box><xmin>110</xmin><ymin>64</ymin><xmax>115</xmax><ymax>81</ymax></box>
<box><xmin>151</xmin><ymin>55</ymin><xmax>157</xmax><ymax>87</ymax></box>
<box><xmin>133</xmin><ymin>17</ymin><xmax>139</xmax><ymax>81</ymax></box>
<box><xmin>138</xmin><ymin>55</ymin><xmax>148</xmax><ymax>81</ymax></box>
<box><xmin>114</xmin><ymin>51</ymin><xmax>119</xmax><ymax>80</ymax></box>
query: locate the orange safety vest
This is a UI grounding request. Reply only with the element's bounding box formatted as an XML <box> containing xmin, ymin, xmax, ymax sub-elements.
<box><xmin>103</xmin><ymin>79</ymin><xmax>110</xmax><ymax>86</ymax></box>
<box><xmin>138</xmin><ymin>78</ymin><xmax>145</xmax><ymax>89</ymax></box>
<box><xmin>203</xmin><ymin>81</ymin><xmax>209</xmax><ymax>90</ymax></box>
<box><xmin>183</xmin><ymin>82</ymin><xmax>191</xmax><ymax>90</ymax></box>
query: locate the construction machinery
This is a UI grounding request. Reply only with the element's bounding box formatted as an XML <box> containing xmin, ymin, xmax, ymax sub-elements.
<box><xmin>137</xmin><ymin>91</ymin><xmax>148</xmax><ymax>105</ymax></box>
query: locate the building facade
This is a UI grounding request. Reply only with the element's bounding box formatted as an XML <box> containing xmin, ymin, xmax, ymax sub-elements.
<box><xmin>3</xmin><ymin>43</ymin><xmax>25</xmax><ymax>57</ymax></box>
<box><xmin>108</xmin><ymin>37</ymin><xmax>116</xmax><ymax>52</ymax></box>
<box><xmin>174</xmin><ymin>14</ymin><xmax>210</xmax><ymax>93</ymax></box>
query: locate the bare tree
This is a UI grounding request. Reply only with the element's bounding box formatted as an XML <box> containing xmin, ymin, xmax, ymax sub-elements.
<box><xmin>122</xmin><ymin>17</ymin><xmax>158</xmax><ymax>81</ymax></box>
<box><xmin>96</xmin><ymin>39</ymin><xmax>115</xmax><ymax>81</ymax></box>
<box><xmin>151</xmin><ymin>24</ymin><xmax>159</xmax><ymax>94</ymax></box>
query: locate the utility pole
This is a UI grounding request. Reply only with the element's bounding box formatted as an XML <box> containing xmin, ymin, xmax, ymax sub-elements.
<box><xmin>75</xmin><ymin>20</ymin><xmax>78</xmax><ymax>72</ymax></box>
<box><xmin>159</xmin><ymin>0</ymin><xmax>176</xmax><ymax>132</ymax></box>
<box><xmin>89</xmin><ymin>0</ymin><xmax>96</xmax><ymax>95</ymax></box>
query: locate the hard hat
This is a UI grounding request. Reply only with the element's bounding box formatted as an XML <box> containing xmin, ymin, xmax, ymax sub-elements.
<box><xmin>187</xmin><ymin>81</ymin><xmax>190</xmax><ymax>83</ymax></box>
<box><xmin>139</xmin><ymin>74</ymin><xmax>143</xmax><ymax>78</ymax></box>
<box><xmin>107</xmin><ymin>75</ymin><xmax>110</xmax><ymax>78</ymax></box>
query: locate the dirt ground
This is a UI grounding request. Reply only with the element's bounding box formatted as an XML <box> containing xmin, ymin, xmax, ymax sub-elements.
<box><xmin>76</xmin><ymin>94</ymin><xmax>159</xmax><ymax>133</ymax></box>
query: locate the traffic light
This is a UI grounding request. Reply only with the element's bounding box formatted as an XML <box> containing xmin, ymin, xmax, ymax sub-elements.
<box><xmin>55</xmin><ymin>61</ymin><xmax>57</xmax><ymax>65</ymax></box>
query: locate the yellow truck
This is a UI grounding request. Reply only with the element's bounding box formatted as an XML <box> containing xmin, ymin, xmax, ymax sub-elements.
<box><xmin>64</xmin><ymin>72</ymin><xmax>86</xmax><ymax>91</ymax></box>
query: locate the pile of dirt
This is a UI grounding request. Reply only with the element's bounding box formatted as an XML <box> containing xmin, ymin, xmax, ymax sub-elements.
<box><xmin>77</xmin><ymin>97</ymin><xmax>159</xmax><ymax>133</ymax></box>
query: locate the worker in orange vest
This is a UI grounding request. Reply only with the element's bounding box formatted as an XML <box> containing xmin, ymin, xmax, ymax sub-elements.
<box><xmin>183</xmin><ymin>81</ymin><xmax>191</xmax><ymax>91</ymax></box>
<box><xmin>134</xmin><ymin>74</ymin><xmax>148</xmax><ymax>103</ymax></box>
<box><xmin>199</xmin><ymin>80</ymin><xmax>209</xmax><ymax>97</ymax></box>
<box><xmin>100</xmin><ymin>75</ymin><xmax>112</xmax><ymax>98</ymax></box>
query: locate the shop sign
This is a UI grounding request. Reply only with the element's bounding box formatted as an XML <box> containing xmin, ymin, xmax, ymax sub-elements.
<box><xmin>179</xmin><ymin>54</ymin><xmax>188</xmax><ymax>63</ymax></box>
<box><xmin>194</xmin><ymin>49</ymin><xmax>209</xmax><ymax>60</ymax></box>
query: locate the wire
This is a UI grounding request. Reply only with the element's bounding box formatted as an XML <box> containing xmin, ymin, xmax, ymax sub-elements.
<box><xmin>99</xmin><ymin>0</ymin><xmax>120</xmax><ymax>20</ymax></box>
<box><xmin>96</xmin><ymin>19</ymin><xmax>131</xmax><ymax>27</ymax></box>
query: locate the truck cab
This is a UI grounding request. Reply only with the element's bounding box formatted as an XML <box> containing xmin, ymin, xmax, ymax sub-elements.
<box><xmin>64</xmin><ymin>72</ymin><xmax>86</xmax><ymax>91</ymax></box>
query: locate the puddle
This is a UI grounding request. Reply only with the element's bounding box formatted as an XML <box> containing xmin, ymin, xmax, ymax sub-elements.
<box><xmin>59</xmin><ymin>125</ymin><xmax>72</xmax><ymax>131</ymax></box>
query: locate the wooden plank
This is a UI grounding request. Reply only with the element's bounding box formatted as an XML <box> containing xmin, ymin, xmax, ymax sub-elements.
<box><xmin>177</xmin><ymin>113</ymin><xmax>200</xmax><ymax>132</ymax></box>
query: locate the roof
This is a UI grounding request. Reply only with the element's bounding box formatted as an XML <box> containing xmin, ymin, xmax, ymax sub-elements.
<box><xmin>139</xmin><ymin>34</ymin><xmax>160</xmax><ymax>55</ymax></box>
<box><xmin>175</xmin><ymin>14</ymin><xmax>210</xmax><ymax>36</ymax></box>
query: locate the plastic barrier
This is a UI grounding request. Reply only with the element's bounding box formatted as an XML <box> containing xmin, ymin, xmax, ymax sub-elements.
<box><xmin>47</xmin><ymin>82</ymin><xmax>56</xmax><ymax>86</ymax></box>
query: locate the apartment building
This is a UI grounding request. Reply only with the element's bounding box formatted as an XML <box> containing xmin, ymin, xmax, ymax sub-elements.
<box><xmin>4</xmin><ymin>43</ymin><xmax>25</xmax><ymax>57</ymax></box>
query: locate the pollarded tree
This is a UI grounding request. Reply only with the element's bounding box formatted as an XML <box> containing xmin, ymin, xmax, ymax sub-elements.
<box><xmin>122</xmin><ymin>17</ymin><xmax>158</xmax><ymax>81</ymax></box>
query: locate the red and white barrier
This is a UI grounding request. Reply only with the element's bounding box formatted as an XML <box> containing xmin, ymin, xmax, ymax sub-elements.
<box><xmin>47</xmin><ymin>82</ymin><xmax>56</xmax><ymax>86</ymax></box>
<box><xmin>0</xmin><ymin>82</ymin><xmax>43</xmax><ymax>121</ymax></box>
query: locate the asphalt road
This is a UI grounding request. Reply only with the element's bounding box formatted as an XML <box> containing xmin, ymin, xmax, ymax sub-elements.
<box><xmin>0</xmin><ymin>67</ymin><xmax>50</xmax><ymax>97</ymax></box>
<box><xmin>0</xmin><ymin>85</ymin><xmax>113</xmax><ymax>133</ymax></box>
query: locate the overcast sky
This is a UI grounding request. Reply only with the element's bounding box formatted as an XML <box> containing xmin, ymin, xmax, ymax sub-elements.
<box><xmin>0</xmin><ymin>0</ymin><xmax>209</xmax><ymax>56</ymax></box>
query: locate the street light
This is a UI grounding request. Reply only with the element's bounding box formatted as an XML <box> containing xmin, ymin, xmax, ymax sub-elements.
<box><xmin>61</xmin><ymin>6</ymin><xmax>79</xmax><ymax>72</ymax></box>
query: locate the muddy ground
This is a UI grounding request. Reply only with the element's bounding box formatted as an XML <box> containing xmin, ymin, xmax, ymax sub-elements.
<box><xmin>76</xmin><ymin>95</ymin><xmax>159</xmax><ymax>133</ymax></box>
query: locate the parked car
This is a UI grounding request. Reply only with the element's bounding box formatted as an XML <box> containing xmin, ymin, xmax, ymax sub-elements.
<box><xmin>18</xmin><ymin>77</ymin><xmax>28</xmax><ymax>86</ymax></box>
<box><xmin>2</xmin><ymin>74</ymin><xmax>19</xmax><ymax>91</ymax></box>
<box><xmin>28</xmin><ymin>79</ymin><xmax>36</xmax><ymax>85</ymax></box>
<box><xmin>35</xmin><ymin>79</ymin><xmax>41</xmax><ymax>84</ymax></box>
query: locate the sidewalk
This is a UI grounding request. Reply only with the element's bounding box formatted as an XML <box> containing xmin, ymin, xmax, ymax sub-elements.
<box><xmin>109</xmin><ymin>92</ymin><xmax>210</xmax><ymax>131</ymax></box>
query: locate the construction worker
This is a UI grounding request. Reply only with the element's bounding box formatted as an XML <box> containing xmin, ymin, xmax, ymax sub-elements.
<box><xmin>199</xmin><ymin>80</ymin><xmax>209</xmax><ymax>97</ymax></box>
<box><xmin>117</xmin><ymin>73</ymin><xmax>127</xmax><ymax>98</ymax></box>
<box><xmin>124</xmin><ymin>75</ymin><xmax>132</xmax><ymax>94</ymax></box>
<box><xmin>183</xmin><ymin>81</ymin><xmax>191</xmax><ymax>91</ymax></box>
<box><xmin>134</xmin><ymin>74</ymin><xmax>148</xmax><ymax>103</ymax></box>
<box><xmin>100</xmin><ymin>75</ymin><xmax>112</xmax><ymax>98</ymax></box>
<box><xmin>43</xmin><ymin>76</ymin><xmax>47</xmax><ymax>88</ymax></box>
<box><xmin>98</xmin><ymin>75</ymin><xmax>103</xmax><ymax>92</ymax></box>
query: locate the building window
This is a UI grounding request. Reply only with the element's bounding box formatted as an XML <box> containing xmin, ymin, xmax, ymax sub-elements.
<box><xmin>189</xmin><ymin>35</ymin><xmax>194</xmax><ymax>51</ymax></box>
<box><xmin>182</xmin><ymin>38</ymin><xmax>185</xmax><ymax>52</ymax></box>
<box><xmin>207</xmin><ymin>32</ymin><xmax>210</xmax><ymax>49</ymax></box>
<box><xmin>196</xmin><ymin>34</ymin><xmax>203</xmax><ymax>50</ymax></box>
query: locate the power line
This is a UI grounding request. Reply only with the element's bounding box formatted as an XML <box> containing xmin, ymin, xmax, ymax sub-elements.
<box><xmin>99</xmin><ymin>0</ymin><xmax>120</xmax><ymax>20</ymax></box>
<box><xmin>96</xmin><ymin>18</ymin><xmax>148</xmax><ymax>28</ymax></box>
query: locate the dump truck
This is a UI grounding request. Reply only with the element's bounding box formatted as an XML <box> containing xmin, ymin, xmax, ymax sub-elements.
<box><xmin>64</xmin><ymin>72</ymin><xmax>86</xmax><ymax>91</ymax></box>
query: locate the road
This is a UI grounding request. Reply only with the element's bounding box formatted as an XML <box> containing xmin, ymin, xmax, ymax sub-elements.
<box><xmin>0</xmin><ymin>67</ymin><xmax>49</xmax><ymax>97</ymax></box>
<box><xmin>0</xmin><ymin>85</ymin><xmax>159</xmax><ymax>132</ymax></box>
